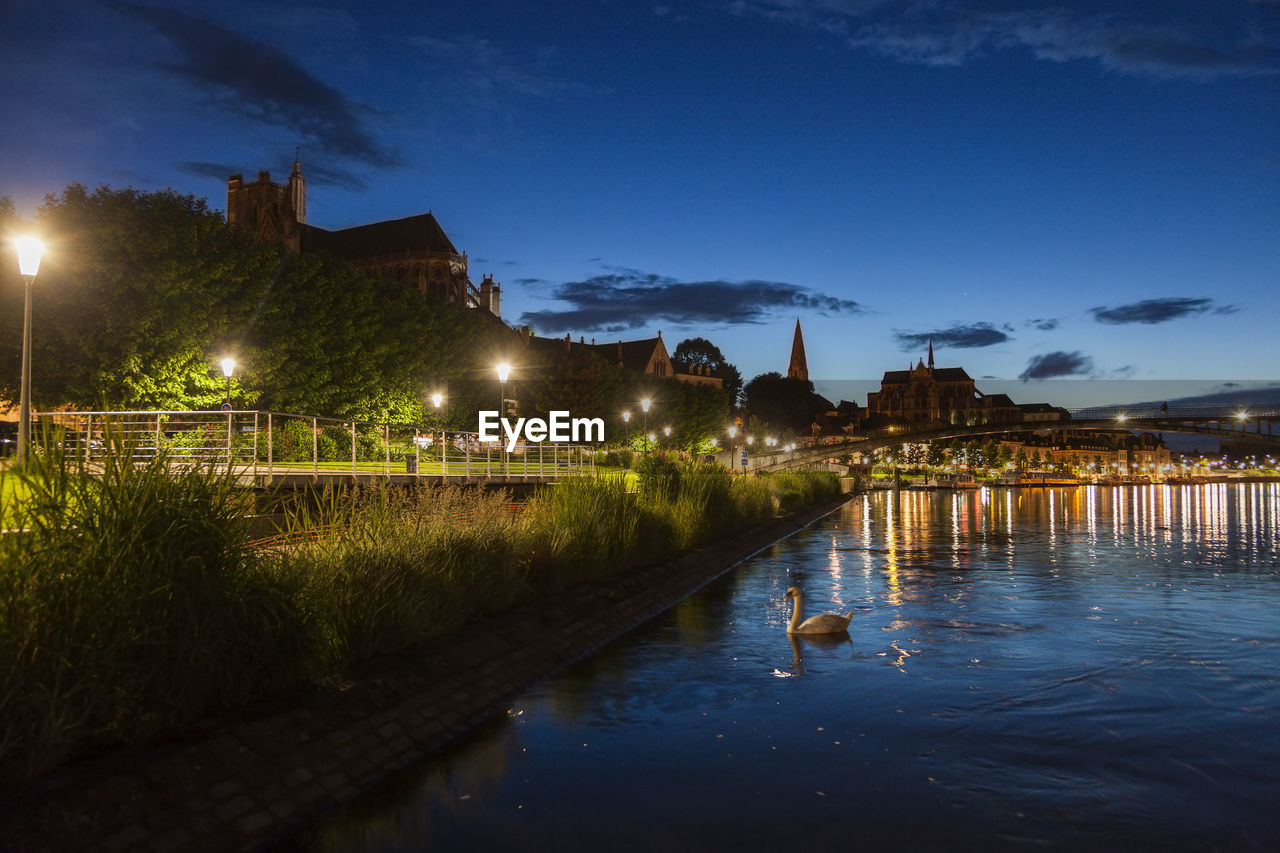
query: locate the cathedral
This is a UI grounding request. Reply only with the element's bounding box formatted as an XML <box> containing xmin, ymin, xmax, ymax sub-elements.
<box><xmin>225</xmin><ymin>160</ymin><xmax>501</xmax><ymax>317</ymax></box>
<box><xmin>867</xmin><ymin>342</ymin><xmax>1021</xmax><ymax>426</ymax></box>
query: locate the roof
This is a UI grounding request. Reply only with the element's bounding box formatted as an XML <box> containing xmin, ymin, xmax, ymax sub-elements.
<box><xmin>588</xmin><ymin>337</ymin><xmax>664</xmax><ymax>374</ymax></box>
<box><xmin>299</xmin><ymin>213</ymin><xmax>460</xmax><ymax>260</ymax></box>
<box><xmin>879</xmin><ymin>366</ymin><xmax>973</xmax><ymax>383</ymax></box>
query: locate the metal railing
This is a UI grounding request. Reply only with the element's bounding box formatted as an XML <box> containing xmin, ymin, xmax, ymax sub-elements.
<box><xmin>31</xmin><ymin>410</ymin><xmax>596</xmax><ymax>480</ymax></box>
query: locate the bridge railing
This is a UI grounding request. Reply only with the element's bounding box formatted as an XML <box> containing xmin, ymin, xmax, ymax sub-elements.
<box><xmin>28</xmin><ymin>410</ymin><xmax>595</xmax><ymax>480</ymax></box>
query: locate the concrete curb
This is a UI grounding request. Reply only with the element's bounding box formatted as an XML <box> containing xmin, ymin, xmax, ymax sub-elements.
<box><xmin>1</xmin><ymin>493</ymin><xmax>852</xmax><ymax>853</ymax></box>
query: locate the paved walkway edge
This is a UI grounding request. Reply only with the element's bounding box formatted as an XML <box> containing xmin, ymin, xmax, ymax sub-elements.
<box><xmin>2</xmin><ymin>493</ymin><xmax>852</xmax><ymax>853</ymax></box>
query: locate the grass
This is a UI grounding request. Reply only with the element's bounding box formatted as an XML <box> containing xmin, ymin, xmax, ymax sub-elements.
<box><xmin>0</xmin><ymin>439</ymin><xmax>840</xmax><ymax>783</ymax></box>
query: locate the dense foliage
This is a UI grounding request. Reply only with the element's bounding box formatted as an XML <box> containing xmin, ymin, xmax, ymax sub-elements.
<box><xmin>0</xmin><ymin>185</ymin><xmax>513</xmax><ymax>422</ymax></box>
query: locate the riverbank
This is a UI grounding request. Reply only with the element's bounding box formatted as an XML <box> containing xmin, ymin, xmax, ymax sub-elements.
<box><xmin>0</xmin><ymin>491</ymin><xmax>853</xmax><ymax>853</ymax></box>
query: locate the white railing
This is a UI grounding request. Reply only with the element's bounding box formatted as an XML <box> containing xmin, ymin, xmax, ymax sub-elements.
<box><xmin>30</xmin><ymin>410</ymin><xmax>596</xmax><ymax>480</ymax></box>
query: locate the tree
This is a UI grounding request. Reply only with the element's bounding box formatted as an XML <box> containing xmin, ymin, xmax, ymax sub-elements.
<box><xmin>0</xmin><ymin>184</ymin><xmax>278</xmax><ymax>410</ymax></box>
<box><xmin>742</xmin><ymin>371</ymin><xmax>830</xmax><ymax>436</ymax></box>
<box><xmin>673</xmin><ymin>336</ymin><xmax>743</xmax><ymax>407</ymax></box>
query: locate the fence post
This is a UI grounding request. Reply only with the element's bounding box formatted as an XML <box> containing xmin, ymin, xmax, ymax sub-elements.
<box><xmin>267</xmin><ymin>412</ymin><xmax>274</xmax><ymax>475</ymax></box>
<box><xmin>313</xmin><ymin>417</ymin><xmax>319</xmax><ymax>475</ymax></box>
<box><xmin>351</xmin><ymin>420</ymin><xmax>356</xmax><ymax>472</ymax></box>
<box><xmin>253</xmin><ymin>411</ymin><xmax>259</xmax><ymax>479</ymax></box>
<box><xmin>384</xmin><ymin>423</ymin><xmax>390</xmax><ymax>475</ymax></box>
<box><xmin>415</xmin><ymin>429</ymin><xmax>421</xmax><ymax>477</ymax></box>
<box><xmin>226</xmin><ymin>410</ymin><xmax>233</xmax><ymax>469</ymax></box>
<box><xmin>85</xmin><ymin>414</ymin><xmax>92</xmax><ymax>466</ymax></box>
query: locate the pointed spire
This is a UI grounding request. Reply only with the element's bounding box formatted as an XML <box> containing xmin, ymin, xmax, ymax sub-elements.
<box><xmin>927</xmin><ymin>338</ymin><xmax>935</xmax><ymax>370</ymax></box>
<box><xmin>787</xmin><ymin>318</ymin><xmax>809</xmax><ymax>382</ymax></box>
<box><xmin>287</xmin><ymin>150</ymin><xmax>306</xmax><ymax>224</ymax></box>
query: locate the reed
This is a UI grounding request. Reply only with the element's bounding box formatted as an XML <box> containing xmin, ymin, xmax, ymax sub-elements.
<box><xmin>0</xmin><ymin>431</ymin><xmax>307</xmax><ymax>781</ymax></box>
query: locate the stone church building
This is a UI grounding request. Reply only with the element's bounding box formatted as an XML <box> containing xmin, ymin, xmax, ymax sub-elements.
<box><xmin>225</xmin><ymin>160</ymin><xmax>501</xmax><ymax>317</ymax></box>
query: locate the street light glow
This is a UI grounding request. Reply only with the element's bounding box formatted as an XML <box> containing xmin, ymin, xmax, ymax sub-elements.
<box><xmin>15</xmin><ymin>237</ymin><xmax>44</xmax><ymax>277</ymax></box>
<box><xmin>496</xmin><ymin>363</ymin><xmax>511</xmax><ymax>382</ymax></box>
<box><xmin>221</xmin><ymin>357</ymin><xmax>235</xmax><ymax>378</ymax></box>
<box><xmin>640</xmin><ymin>397</ymin><xmax>651</xmax><ymax>413</ymax></box>
<box><xmin>431</xmin><ymin>392</ymin><xmax>443</xmax><ymax>408</ymax></box>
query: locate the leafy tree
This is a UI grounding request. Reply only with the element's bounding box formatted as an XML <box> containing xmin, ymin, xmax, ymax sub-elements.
<box><xmin>742</xmin><ymin>371</ymin><xmax>830</xmax><ymax>436</ymax></box>
<box><xmin>673</xmin><ymin>336</ymin><xmax>743</xmax><ymax>406</ymax></box>
<box><xmin>0</xmin><ymin>184</ymin><xmax>277</xmax><ymax>410</ymax></box>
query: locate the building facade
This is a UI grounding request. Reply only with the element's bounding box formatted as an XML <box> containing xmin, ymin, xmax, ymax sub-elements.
<box><xmin>226</xmin><ymin>161</ymin><xmax>500</xmax><ymax>316</ymax></box>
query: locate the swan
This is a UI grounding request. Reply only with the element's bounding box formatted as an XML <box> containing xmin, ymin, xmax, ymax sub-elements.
<box><xmin>784</xmin><ymin>586</ymin><xmax>853</xmax><ymax>635</ymax></box>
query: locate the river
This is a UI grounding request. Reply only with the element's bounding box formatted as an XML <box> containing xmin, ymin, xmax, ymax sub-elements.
<box><xmin>290</xmin><ymin>483</ymin><xmax>1280</xmax><ymax>851</ymax></box>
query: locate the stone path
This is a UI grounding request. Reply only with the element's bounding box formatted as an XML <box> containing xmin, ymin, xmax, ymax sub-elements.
<box><xmin>0</xmin><ymin>495</ymin><xmax>849</xmax><ymax>853</ymax></box>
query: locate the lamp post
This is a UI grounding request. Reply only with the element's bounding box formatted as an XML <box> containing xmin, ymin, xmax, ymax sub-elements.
<box><xmin>622</xmin><ymin>410</ymin><xmax>631</xmax><ymax>448</ymax></box>
<box><xmin>15</xmin><ymin>237</ymin><xmax>44</xmax><ymax>466</ymax></box>
<box><xmin>220</xmin><ymin>357</ymin><xmax>235</xmax><ymax>408</ymax></box>
<box><xmin>431</xmin><ymin>392</ymin><xmax>444</xmax><ymax>468</ymax></box>
<box><xmin>496</xmin><ymin>363</ymin><xmax>511</xmax><ymax>415</ymax></box>
<box><xmin>640</xmin><ymin>397</ymin><xmax>651</xmax><ymax>453</ymax></box>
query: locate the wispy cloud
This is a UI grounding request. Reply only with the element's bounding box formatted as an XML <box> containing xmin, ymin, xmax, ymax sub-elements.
<box><xmin>894</xmin><ymin>322</ymin><xmax>1010</xmax><ymax>351</ymax></box>
<box><xmin>409</xmin><ymin>35</ymin><xmax>599</xmax><ymax>112</ymax></box>
<box><xmin>729</xmin><ymin>1</ymin><xmax>1280</xmax><ymax>80</ymax></box>
<box><xmin>1028</xmin><ymin>317</ymin><xmax>1058</xmax><ymax>331</ymax></box>
<box><xmin>1020</xmin><ymin>350</ymin><xmax>1094</xmax><ymax>380</ymax></box>
<box><xmin>1090</xmin><ymin>297</ymin><xmax>1237</xmax><ymax>325</ymax></box>
<box><xmin>519</xmin><ymin>267</ymin><xmax>863</xmax><ymax>333</ymax></box>
<box><xmin>113</xmin><ymin>2</ymin><xmax>395</xmax><ymax>175</ymax></box>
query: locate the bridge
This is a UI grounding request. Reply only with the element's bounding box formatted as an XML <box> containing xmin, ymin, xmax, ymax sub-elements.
<box><xmin>23</xmin><ymin>409</ymin><xmax>595</xmax><ymax>487</ymax></box>
<box><xmin>738</xmin><ymin>404</ymin><xmax>1280</xmax><ymax>473</ymax></box>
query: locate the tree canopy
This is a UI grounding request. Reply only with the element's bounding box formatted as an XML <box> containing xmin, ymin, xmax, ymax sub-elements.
<box><xmin>673</xmin><ymin>336</ymin><xmax>743</xmax><ymax>407</ymax></box>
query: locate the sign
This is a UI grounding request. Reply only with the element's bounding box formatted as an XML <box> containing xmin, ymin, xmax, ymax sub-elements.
<box><xmin>739</xmin><ymin>450</ymin><xmax>748</xmax><ymax>468</ymax></box>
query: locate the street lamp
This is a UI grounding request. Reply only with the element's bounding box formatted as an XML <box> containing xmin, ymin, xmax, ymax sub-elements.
<box><xmin>220</xmin><ymin>357</ymin><xmax>235</xmax><ymax>408</ymax></box>
<box><xmin>496</xmin><ymin>363</ymin><xmax>511</xmax><ymax>415</ymax></box>
<box><xmin>640</xmin><ymin>397</ymin><xmax>652</xmax><ymax>453</ymax></box>
<box><xmin>15</xmin><ymin>237</ymin><xmax>44</xmax><ymax>466</ymax></box>
<box><xmin>622</xmin><ymin>410</ymin><xmax>631</xmax><ymax>447</ymax></box>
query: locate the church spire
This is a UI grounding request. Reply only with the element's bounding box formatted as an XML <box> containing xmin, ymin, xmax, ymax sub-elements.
<box><xmin>927</xmin><ymin>338</ymin><xmax>934</xmax><ymax>370</ymax></box>
<box><xmin>787</xmin><ymin>318</ymin><xmax>809</xmax><ymax>382</ymax></box>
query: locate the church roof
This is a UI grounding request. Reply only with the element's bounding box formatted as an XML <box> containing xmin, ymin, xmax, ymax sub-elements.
<box><xmin>589</xmin><ymin>337</ymin><xmax>664</xmax><ymax>373</ymax></box>
<box><xmin>299</xmin><ymin>212</ymin><xmax>460</xmax><ymax>260</ymax></box>
<box><xmin>880</xmin><ymin>366</ymin><xmax>973</xmax><ymax>383</ymax></box>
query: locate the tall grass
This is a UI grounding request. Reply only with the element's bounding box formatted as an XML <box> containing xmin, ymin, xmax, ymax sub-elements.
<box><xmin>0</xmin><ymin>443</ymin><xmax>840</xmax><ymax>783</ymax></box>
<box><xmin>0</xmin><ymin>431</ymin><xmax>308</xmax><ymax>781</ymax></box>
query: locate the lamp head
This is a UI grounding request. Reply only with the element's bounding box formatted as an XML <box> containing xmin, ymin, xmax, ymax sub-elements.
<box><xmin>221</xmin><ymin>357</ymin><xmax>235</xmax><ymax>378</ymax></box>
<box><xmin>15</xmin><ymin>237</ymin><xmax>44</xmax><ymax>277</ymax></box>
<box><xmin>496</xmin><ymin>363</ymin><xmax>511</xmax><ymax>382</ymax></box>
<box><xmin>431</xmin><ymin>392</ymin><xmax>443</xmax><ymax>408</ymax></box>
<box><xmin>640</xmin><ymin>398</ymin><xmax>651</xmax><ymax>413</ymax></box>
<box><xmin>622</xmin><ymin>411</ymin><xmax>631</xmax><ymax>422</ymax></box>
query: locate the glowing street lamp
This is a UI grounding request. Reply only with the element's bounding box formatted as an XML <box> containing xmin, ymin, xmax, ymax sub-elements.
<box><xmin>15</xmin><ymin>237</ymin><xmax>44</xmax><ymax>466</ymax></box>
<box><xmin>220</xmin><ymin>357</ymin><xmax>235</xmax><ymax>408</ymax></box>
<box><xmin>640</xmin><ymin>397</ymin><xmax>652</xmax><ymax>453</ymax></box>
<box><xmin>622</xmin><ymin>410</ymin><xmax>631</xmax><ymax>447</ymax></box>
<box><xmin>496</xmin><ymin>362</ymin><xmax>511</xmax><ymax>415</ymax></box>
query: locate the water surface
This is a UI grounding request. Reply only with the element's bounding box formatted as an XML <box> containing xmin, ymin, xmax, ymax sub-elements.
<box><xmin>297</xmin><ymin>484</ymin><xmax>1280</xmax><ymax>851</ymax></box>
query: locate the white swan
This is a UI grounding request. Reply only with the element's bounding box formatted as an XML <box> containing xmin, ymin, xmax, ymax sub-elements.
<box><xmin>784</xmin><ymin>586</ymin><xmax>853</xmax><ymax>635</ymax></box>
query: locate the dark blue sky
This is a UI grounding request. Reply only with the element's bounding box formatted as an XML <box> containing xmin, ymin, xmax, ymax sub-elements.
<box><xmin>3</xmin><ymin>0</ymin><xmax>1277</xmax><ymax>401</ymax></box>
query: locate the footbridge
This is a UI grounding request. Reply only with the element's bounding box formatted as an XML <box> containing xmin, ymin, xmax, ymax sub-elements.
<box><xmin>23</xmin><ymin>409</ymin><xmax>595</xmax><ymax>487</ymax></box>
<box><xmin>739</xmin><ymin>405</ymin><xmax>1280</xmax><ymax>473</ymax></box>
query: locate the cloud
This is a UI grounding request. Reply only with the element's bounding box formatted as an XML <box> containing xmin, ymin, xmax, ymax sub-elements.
<box><xmin>518</xmin><ymin>268</ymin><xmax>863</xmax><ymax>333</ymax></box>
<box><xmin>409</xmin><ymin>35</ymin><xmax>599</xmax><ymax>111</ymax></box>
<box><xmin>894</xmin><ymin>322</ymin><xmax>1010</xmax><ymax>351</ymax></box>
<box><xmin>1090</xmin><ymin>297</ymin><xmax>1237</xmax><ymax>325</ymax></box>
<box><xmin>1019</xmin><ymin>350</ymin><xmax>1094</xmax><ymax>380</ymax></box>
<box><xmin>1028</xmin><ymin>318</ymin><xmax>1058</xmax><ymax>331</ymax></box>
<box><xmin>113</xmin><ymin>2</ymin><xmax>395</xmax><ymax>168</ymax></box>
<box><xmin>730</xmin><ymin>2</ymin><xmax>1280</xmax><ymax>81</ymax></box>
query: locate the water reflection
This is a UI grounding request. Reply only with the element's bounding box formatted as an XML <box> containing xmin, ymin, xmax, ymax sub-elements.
<box><xmin>292</xmin><ymin>484</ymin><xmax>1280</xmax><ymax>851</ymax></box>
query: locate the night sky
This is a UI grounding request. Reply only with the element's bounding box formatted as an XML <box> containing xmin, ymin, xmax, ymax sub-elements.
<box><xmin>4</xmin><ymin>1</ymin><xmax>1278</xmax><ymax>404</ymax></box>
